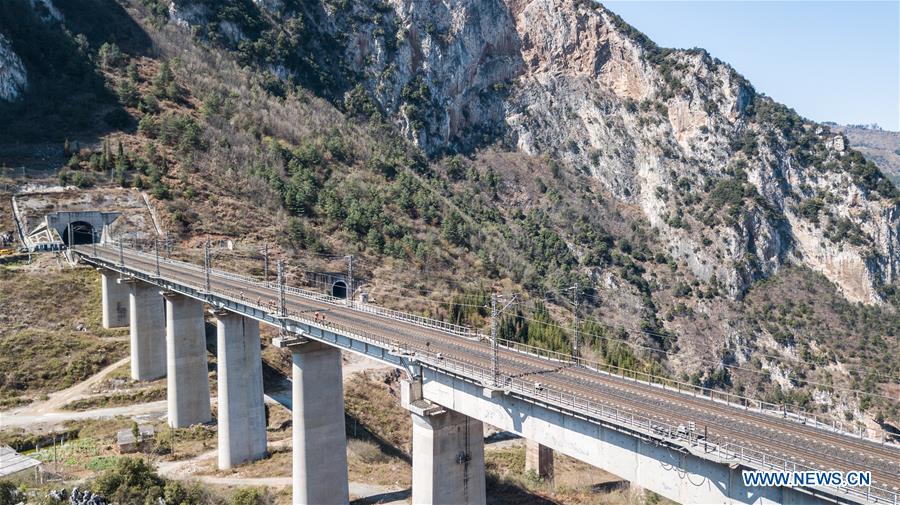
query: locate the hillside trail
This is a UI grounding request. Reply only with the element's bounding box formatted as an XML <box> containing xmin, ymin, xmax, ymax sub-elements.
<box><xmin>6</xmin><ymin>356</ymin><xmax>132</xmax><ymax>417</ymax></box>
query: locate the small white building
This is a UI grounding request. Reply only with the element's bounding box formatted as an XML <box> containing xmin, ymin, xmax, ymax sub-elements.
<box><xmin>0</xmin><ymin>445</ymin><xmax>42</xmax><ymax>482</ymax></box>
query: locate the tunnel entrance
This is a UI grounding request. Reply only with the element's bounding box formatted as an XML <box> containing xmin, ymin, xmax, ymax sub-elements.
<box><xmin>331</xmin><ymin>280</ymin><xmax>348</xmax><ymax>299</ymax></box>
<box><xmin>62</xmin><ymin>221</ymin><xmax>95</xmax><ymax>246</ymax></box>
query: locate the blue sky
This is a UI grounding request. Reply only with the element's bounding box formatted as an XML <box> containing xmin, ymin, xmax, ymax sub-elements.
<box><xmin>603</xmin><ymin>1</ymin><xmax>900</xmax><ymax>131</ymax></box>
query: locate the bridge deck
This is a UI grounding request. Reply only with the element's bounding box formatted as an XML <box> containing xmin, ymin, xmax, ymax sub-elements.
<box><xmin>75</xmin><ymin>244</ymin><xmax>900</xmax><ymax>503</ymax></box>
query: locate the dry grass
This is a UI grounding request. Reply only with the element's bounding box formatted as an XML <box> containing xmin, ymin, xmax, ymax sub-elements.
<box><xmin>484</xmin><ymin>445</ymin><xmax>672</xmax><ymax>505</ymax></box>
<box><xmin>343</xmin><ymin>372</ymin><xmax>411</xmax><ymax>452</ymax></box>
<box><xmin>346</xmin><ymin>438</ymin><xmax>411</xmax><ymax>489</ymax></box>
<box><xmin>157</xmin><ymin>422</ymin><xmax>218</xmax><ymax>461</ymax></box>
<box><xmin>212</xmin><ymin>445</ymin><xmax>291</xmax><ymax>479</ymax></box>
<box><xmin>0</xmin><ymin>261</ymin><xmax>128</xmax><ymax>407</ymax></box>
<box><xmin>61</xmin><ymin>385</ymin><xmax>167</xmax><ymax>411</ymax></box>
<box><xmin>347</xmin><ymin>439</ymin><xmax>389</xmax><ymax>464</ymax></box>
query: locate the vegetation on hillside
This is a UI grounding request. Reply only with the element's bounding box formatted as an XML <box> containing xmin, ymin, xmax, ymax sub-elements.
<box><xmin>0</xmin><ymin>0</ymin><xmax>896</xmax><ymax>429</ymax></box>
<box><xmin>0</xmin><ymin>0</ymin><xmax>157</xmax><ymax>142</ymax></box>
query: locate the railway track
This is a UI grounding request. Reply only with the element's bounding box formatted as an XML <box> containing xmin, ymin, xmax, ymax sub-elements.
<box><xmin>79</xmin><ymin>245</ymin><xmax>900</xmax><ymax>497</ymax></box>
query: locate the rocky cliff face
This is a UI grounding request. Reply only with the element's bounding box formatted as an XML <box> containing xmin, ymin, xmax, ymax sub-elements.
<box><xmin>0</xmin><ymin>33</ymin><xmax>27</xmax><ymax>102</ymax></box>
<box><xmin>344</xmin><ymin>0</ymin><xmax>524</xmax><ymax>153</ymax></box>
<box><xmin>495</xmin><ymin>0</ymin><xmax>898</xmax><ymax>304</ymax></box>
<box><xmin>166</xmin><ymin>0</ymin><xmax>899</xmax><ymax>304</ymax></box>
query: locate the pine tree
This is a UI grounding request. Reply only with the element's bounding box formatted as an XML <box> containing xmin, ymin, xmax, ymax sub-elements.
<box><xmin>101</xmin><ymin>139</ymin><xmax>112</xmax><ymax>171</ymax></box>
<box><xmin>126</xmin><ymin>62</ymin><xmax>140</xmax><ymax>82</ymax></box>
<box><xmin>115</xmin><ymin>151</ymin><xmax>129</xmax><ymax>184</ymax></box>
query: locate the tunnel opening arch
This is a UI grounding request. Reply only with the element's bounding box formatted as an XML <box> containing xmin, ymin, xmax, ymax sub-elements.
<box><xmin>62</xmin><ymin>221</ymin><xmax>95</xmax><ymax>246</ymax></box>
<box><xmin>331</xmin><ymin>280</ymin><xmax>348</xmax><ymax>299</ymax></box>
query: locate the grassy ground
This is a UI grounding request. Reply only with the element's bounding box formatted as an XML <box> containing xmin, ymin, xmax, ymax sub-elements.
<box><xmin>0</xmin><ymin>260</ymin><xmax>128</xmax><ymax>408</ymax></box>
<box><xmin>484</xmin><ymin>445</ymin><xmax>672</xmax><ymax>505</ymax></box>
<box><xmin>19</xmin><ymin>417</ymin><xmax>139</xmax><ymax>481</ymax></box>
<box><xmin>206</xmin><ymin>373</ymin><xmax>413</xmax><ymax>490</ymax></box>
<box><xmin>61</xmin><ymin>384</ymin><xmax>167</xmax><ymax>411</ymax></box>
<box><xmin>344</xmin><ymin>372</ymin><xmax>411</xmax><ymax>452</ymax></box>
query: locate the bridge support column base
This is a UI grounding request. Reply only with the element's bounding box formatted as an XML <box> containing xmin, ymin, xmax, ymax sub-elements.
<box><xmin>100</xmin><ymin>270</ymin><xmax>129</xmax><ymax>329</ymax></box>
<box><xmin>410</xmin><ymin>408</ymin><xmax>486</xmax><ymax>505</ymax></box>
<box><xmin>164</xmin><ymin>293</ymin><xmax>211</xmax><ymax>428</ymax></box>
<box><xmin>215</xmin><ymin>312</ymin><xmax>267</xmax><ymax>469</ymax></box>
<box><xmin>525</xmin><ymin>439</ymin><xmax>554</xmax><ymax>482</ymax></box>
<box><xmin>128</xmin><ymin>281</ymin><xmax>166</xmax><ymax>381</ymax></box>
<box><xmin>290</xmin><ymin>341</ymin><xmax>349</xmax><ymax>505</ymax></box>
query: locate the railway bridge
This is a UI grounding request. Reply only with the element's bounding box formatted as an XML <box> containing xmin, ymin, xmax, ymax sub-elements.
<box><xmin>71</xmin><ymin>241</ymin><xmax>900</xmax><ymax>505</ymax></box>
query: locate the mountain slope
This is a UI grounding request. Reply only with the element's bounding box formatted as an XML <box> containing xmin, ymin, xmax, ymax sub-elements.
<box><xmin>1</xmin><ymin>0</ymin><xmax>897</xmax><ymax>428</ymax></box>
<box><xmin>162</xmin><ymin>0</ymin><xmax>899</xmax><ymax>306</ymax></box>
<box><xmin>826</xmin><ymin>123</ymin><xmax>900</xmax><ymax>187</ymax></box>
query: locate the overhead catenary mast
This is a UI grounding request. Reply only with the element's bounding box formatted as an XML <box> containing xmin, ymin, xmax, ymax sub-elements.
<box><xmin>204</xmin><ymin>237</ymin><xmax>211</xmax><ymax>292</ymax></box>
<box><xmin>490</xmin><ymin>292</ymin><xmax>518</xmax><ymax>388</ymax></box>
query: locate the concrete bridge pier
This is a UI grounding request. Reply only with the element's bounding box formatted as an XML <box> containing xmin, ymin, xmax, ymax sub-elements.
<box><xmin>213</xmin><ymin>311</ymin><xmax>267</xmax><ymax>469</ymax></box>
<box><xmin>401</xmin><ymin>379</ymin><xmax>486</xmax><ymax>505</ymax></box>
<box><xmin>525</xmin><ymin>439</ymin><xmax>554</xmax><ymax>481</ymax></box>
<box><xmin>127</xmin><ymin>281</ymin><xmax>167</xmax><ymax>381</ymax></box>
<box><xmin>100</xmin><ymin>269</ymin><xmax>129</xmax><ymax>329</ymax></box>
<box><xmin>410</xmin><ymin>409</ymin><xmax>487</xmax><ymax>505</ymax></box>
<box><xmin>163</xmin><ymin>292</ymin><xmax>212</xmax><ymax>428</ymax></box>
<box><xmin>286</xmin><ymin>340</ymin><xmax>349</xmax><ymax>505</ymax></box>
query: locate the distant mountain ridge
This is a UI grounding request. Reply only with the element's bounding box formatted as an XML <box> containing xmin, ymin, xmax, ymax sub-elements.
<box><xmin>824</xmin><ymin>122</ymin><xmax>900</xmax><ymax>187</ymax></box>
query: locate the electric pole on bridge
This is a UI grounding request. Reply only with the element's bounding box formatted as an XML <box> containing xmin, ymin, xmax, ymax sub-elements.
<box><xmin>118</xmin><ymin>238</ymin><xmax>124</xmax><ymax>267</ymax></box>
<box><xmin>155</xmin><ymin>238</ymin><xmax>161</xmax><ymax>278</ymax></box>
<box><xmin>491</xmin><ymin>294</ymin><xmax>499</xmax><ymax>387</ymax></box>
<box><xmin>263</xmin><ymin>242</ymin><xmax>269</xmax><ymax>285</ymax></box>
<box><xmin>347</xmin><ymin>254</ymin><xmax>353</xmax><ymax>307</ymax></box>
<box><xmin>204</xmin><ymin>238</ymin><xmax>211</xmax><ymax>292</ymax></box>
<box><xmin>277</xmin><ymin>259</ymin><xmax>286</xmax><ymax>317</ymax></box>
<box><xmin>490</xmin><ymin>292</ymin><xmax>518</xmax><ymax>388</ymax></box>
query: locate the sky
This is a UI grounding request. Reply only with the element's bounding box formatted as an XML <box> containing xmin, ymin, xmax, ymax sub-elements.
<box><xmin>603</xmin><ymin>1</ymin><xmax>900</xmax><ymax>131</ymax></box>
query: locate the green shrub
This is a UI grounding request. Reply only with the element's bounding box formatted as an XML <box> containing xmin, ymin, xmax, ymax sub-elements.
<box><xmin>98</xmin><ymin>42</ymin><xmax>126</xmax><ymax>68</ymax></box>
<box><xmin>797</xmin><ymin>197</ymin><xmax>824</xmax><ymax>223</ymax></box>
<box><xmin>92</xmin><ymin>458</ymin><xmax>164</xmax><ymax>504</ymax></box>
<box><xmin>230</xmin><ymin>488</ymin><xmax>267</xmax><ymax>505</ymax></box>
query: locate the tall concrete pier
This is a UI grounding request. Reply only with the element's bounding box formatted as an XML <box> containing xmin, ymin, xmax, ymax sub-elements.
<box><xmin>410</xmin><ymin>408</ymin><xmax>487</xmax><ymax>505</ymax></box>
<box><xmin>164</xmin><ymin>292</ymin><xmax>211</xmax><ymax>428</ymax></box>
<box><xmin>289</xmin><ymin>341</ymin><xmax>349</xmax><ymax>505</ymax></box>
<box><xmin>214</xmin><ymin>311</ymin><xmax>267</xmax><ymax>469</ymax></box>
<box><xmin>525</xmin><ymin>440</ymin><xmax>554</xmax><ymax>481</ymax></box>
<box><xmin>100</xmin><ymin>269</ymin><xmax>129</xmax><ymax>328</ymax></box>
<box><xmin>128</xmin><ymin>281</ymin><xmax>166</xmax><ymax>381</ymax></box>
